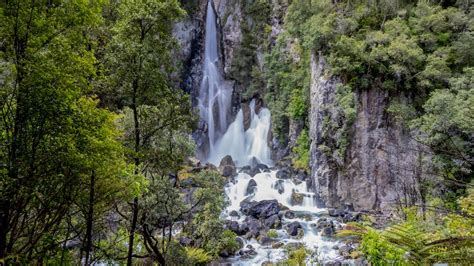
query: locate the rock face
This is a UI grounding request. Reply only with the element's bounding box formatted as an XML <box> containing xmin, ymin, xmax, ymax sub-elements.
<box><xmin>309</xmin><ymin>52</ymin><xmax>425</xmax><ymax>212</ymax></box>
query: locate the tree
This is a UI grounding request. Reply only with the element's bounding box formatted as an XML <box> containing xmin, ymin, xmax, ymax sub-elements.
<box><xmin>0</xmin><ymin>0</ymin><xmax>128</xmax><ymax>262</ymax></box>
<box><xmin>104</xmin><ymin>0</ymin><xmax>191</xmax><ymax>264</ymax></box>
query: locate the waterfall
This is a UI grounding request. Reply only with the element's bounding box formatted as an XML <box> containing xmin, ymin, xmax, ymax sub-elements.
<box><xmin>198</xmin><ymin>1</ymin><xmax>272</xmax><ymax>167</ymax></box>
<box><xmin>196</xmin><ymin>1</ymin><xmax>343</xmax><ymax>264</ymax></box>
<box><xmin>198</xmin><ymin>0</ymin><xmax>232</xmax><ymax>158</ymax></box>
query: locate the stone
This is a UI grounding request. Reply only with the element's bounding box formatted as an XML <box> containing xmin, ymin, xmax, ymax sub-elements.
<box><xmin>321</xmin><ymin>226</ymin><xmax>335</xmax><ymax>237</ymax></box>
<box><xmin>276</xmin><ymin>168</ymin><xmax>291</xmax><ymax>179</ymax></box>
<box><xmin>241</xmin><ymin>157</ymin><xmax>270</xmax><ymax>177</ymax></box>
<box><xmin>274</xmin><ymin>179</ymin><xmax>285</xmax><ymax>194</ymax></box>
<box><xmin>284</xmin><ymin>210</ymin><xmax>296</xmax><ymax>219</ymax></box>
<box><xmin>225</xmin><ymin>220</ymin><xmax>240</xmax><ymax>234</ymax></box>
<box><xmin>284</xmin><ymin>242</ymin><xmax>304</xmax><ymax>250</ymax></box>
<box><xmin>286</xmin><ymin>221</ymin><xmax>302</xmax><ymax>236</ymax></box>
<box><xmin>242</xmin><ymin>102</ymin><xmax>251</xmax><ymax>130</ymax></box>
<box><xmin>264</xmin><ymin>214</ymin><xmax>281</xmax><ymax>229</ymax></box>
<box><xmin>271</xmin><ymin>242</ymin><xmax>284</xmax><ymax>249</ymax></box>
<box><xmin>296</xmin><ymin>228</ymin><xmax>305</xmax><ymax>239</ymax></box>
<box><xmin>240</xmin><ymin>199</ymin><xmax>280</xmax><ymax>219</ymax></box>
<box><xmin>219</xmin><ymin>155</ymin><xmax>236</xmax><ymax>177</ymax></box>
<box><xmin>257</xmin><ymin>235</ymin><xmax>274</xmax><ymax>245</ymax></box>
<box><xmin>328</xmin><ymin>208</ymin><xmax>344</xmax><ymax>217</ymax></box>
<box><xmin>229</xmin><ymin>210</ymin><xmax>240</xmax><ymax>218</ymax></box>
<box><xmin>236</xmin><ymin>237</ymin><xmax>244</xmax><ymax>250</ymax></box>
<box><xmin>291</xmin><ymin>192</ymin><xmax>304</xmax><ymax>205</ymax></box>
<box><xmin>242</xmin><ymin>216</ymin><xmax>262</xmax><ymax>237</ymax></box>
<box><xmin>246</xmin><ymin>179</ymin><xmax>257</xmax><ymax>195</ymax></box>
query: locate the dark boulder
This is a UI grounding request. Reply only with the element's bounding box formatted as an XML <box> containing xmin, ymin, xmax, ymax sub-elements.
<box><xmin>286</xmin><ymin>221</ymin><xmax>302</xmax><ymax>236</ymax></box>
<box><xmin>229</xmin><ymin>210</ymin><xmax>240</xmax><ymax>218</ymax></box>
<box><xmin>240</xmin><ymin>199</ymin><xmax>280</xmax><ymax>219</ymax></box>
<box><xmin>242</xmin><ymin>216</ymin><xmax>262</xmax><ymax>237</ymax></box>
<box><xmin>246</xmin><ymin>179</ymin><xmax>257</xmax><ymax>195</ymax></box>
<box><xmin>225</xmin><ymin>220</ymin><xmax>240</xmax><ymax>234</ymax></box>
<box><xmin>291</xmin><ymin>192</ymin><xmax>304</xmax><ymax>205</ymax></box>
<box><xmin>276</xmin><ymin>168</ymin><xmax>291</xmax><ymax>179</ymax></box>
<box><xmin>264</xmin><ymin>214</ymin><xmax>281</xmax><ymax>229</ymax></box>
<box><xmin>241</xmin><ymin>157</ymin><xmax>270</xmax><ymax>177</ymax></box>
<box><xmin>219</xmin><ymin>155</ymin><xmax>237</xmax><ymax>177</ymax></box>
<box><xmin>284</xmin><ymin>210</ymin><xmax>296</xmax><ymax>219</ymax></box>
<box><xmin>273</xmin><ymin>179</ymin><xmax>285</xmax><ymax>194</ymax></box>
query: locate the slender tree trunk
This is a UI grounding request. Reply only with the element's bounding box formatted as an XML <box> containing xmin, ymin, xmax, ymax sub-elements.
<box><xmin>0</xmin><ymin>202</ymin><xmax>10</xmax><ymax>259</ymax></box>
<box><xmin>84</xmin><ymin>172</ymin><xmax>95</xmax><ymax>265</ymax></box>
<box><xmin>127</xmin><ymin>78</ymin><xmax>140</xmax><ymax>266</ymax></box>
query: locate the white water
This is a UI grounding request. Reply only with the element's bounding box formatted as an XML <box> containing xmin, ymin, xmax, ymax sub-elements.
<box><xmin>198</xmin><ymin>1</ymin><xmax>272</xmax><ymax>167</ymax></box>
<box><xmin>223</xmin><ymin>170</ymin><xmax>343</xmax><ymax>265</ymax></box>
<box><xmin>198</xmin><ymin>0</ymin><xmax>232</xmax><ymax>158</ymax></box>
<box><xmin>198</xmin><ymin>1</ymin><xmax>343</xmax><ymax>264</ymax></box>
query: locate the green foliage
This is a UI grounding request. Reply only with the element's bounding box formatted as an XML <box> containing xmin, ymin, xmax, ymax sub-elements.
<box><xmin>267</xmin><ymin>229</ymin><xmax>279</xmax><ymax>238</ymax></box>
<box><xmin>280</xmin><ymin>246</ymin><xmax>308</xmax><ymax>266</ymax></box>
<box><xmin>292</xmin><ymin>129</ymin><xmax>310</xmax><ymax>170</ymax></box>
<box><xmin>185</xmin><ymin>247</ymin><xmax>212</xmax><ymax>265</ymax></box>
<box><xmin>412</xmin><ymin>67</ymin><xmax>473</xmax><ymax>180</ymax></box>
<box><xmin>341</xmin><ymin>187</ymin><xmax>474</xmax><ymax>264</ymax></box>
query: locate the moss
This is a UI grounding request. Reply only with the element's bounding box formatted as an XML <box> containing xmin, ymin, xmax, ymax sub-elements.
<box><xmin>267</xmin><ymin>229</ymin><xmax>279</xmax><ymax>238</ymax></box>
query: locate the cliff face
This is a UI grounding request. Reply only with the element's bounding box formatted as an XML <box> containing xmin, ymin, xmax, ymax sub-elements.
<box><xmin>309</xmin><ymin>53</ymin><xmax>426</xmax><ymax>212</ymax></box>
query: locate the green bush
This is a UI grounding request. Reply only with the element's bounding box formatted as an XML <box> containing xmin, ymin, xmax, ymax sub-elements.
<box><xmin>292</xmin><ymin>129</ymin><xmax>310</xmax><ymax>170</ymax></box>
<box><xmin>267</xmin><ymin>229</ymin><xmax>279</xmax><ymax>238</ymax></box>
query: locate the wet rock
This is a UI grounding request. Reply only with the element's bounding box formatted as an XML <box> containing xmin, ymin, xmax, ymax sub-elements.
<box><xmin>225</xmin><ymin>220</ymin><xmax>240</xmax><ymax>234</ymax></box>
<box><xmin>246</xmin><ymin>179</ymin><xmax>257</xmax><ymax>195</ymax></box>
<box><xmin>240</xmin><ymin>199</ymin><xmax>280</xmax><ymax>219</ymax></box>
<box><xmin>242</xmin><ymin>102</ymin><xmax>251</xmax><ymax>130</ymax></box>
<box><xmin>284</xmin><ymin>242</ymin><xmax>303</xmax><ymax>250</ymax></box>
<box><xmin>296</xmin><ymin>228</ymin><xmax>305</xmax><ymax>239</ymax></box>
<box><xmin>257</xmin><ymin>235</ymin><xmax>274</xmax><ymax>246</ymax></box>
<box><xmin>284</xmin><ymin>210</ymin><xmax>296</xmax><ymax>219</ymax></box>
<box><xmin>238</xmin><ymin>248</ymin><xmax>257</xmax><ymax>258</ymax></box>
<box><xmin>338</xmin><ymin>244</ymin><xmax>355</xmax><ymax>259</ymax></box>
<box><xmin>276</xmin><ymin>168</ymin><xmax>291</xmax><ymax>179</ymax></box>
<box><xmin>262</xmin><ymin>261</ymin><xmax>274</xmax><ymax>266</ymax></box>
<box><xmin>321</xmin><ymin>226</ymin><xmax>335</xmax><ymax>237</ymax></box>
<box><xmin>236</xmin><ymin>237</ymin><xmax>244</xmax><ymax>250</ymax></box>
<box><xmin>241</xmin><ymin>157</ymin><xmax>270</xmax><ymax>177</ymax></box>
<box><xmin>291</xmin><ymin>192</ymin><xmax>304</xmax><ymax>205</ymax></box>
<box><xmin>342</xmin><ymin>212</ymin><xmax>361</xmax><ymax>223</ymax></box>
<box><xmin>328</xmin><ymin>208</ymin><xmax>344</xmax><ymax>217</ymax></box>
<box><xmin>279</xmin><ymin>203</ymin><xmax>289</xmax><ymax>211</ymax></box>
<box><xmin>242</xmin><ymin>216</ymin><xmax>262</xmax><ymax>237</ymax></box>
<box><xmin>219</xmin><ymin>155</ymin><xmax>237</xmax><ymax>177</ymax></box>
<box><xmin>272</xmin><ymin>242</ymin><xmax>284</xmax><ymax>249</ymax></box>
<box><xmin>274</xmin><ymin>179</ymin><xmax>285</xmax><ymax>194</ymax></box>
<box><xmin>264</xmin><ymin>214</ymin><xmax>281</xmax><ymax>229</ymax></box>
<box><xmin>286</xmin><ymin>221</ymin><xmax>302</xmax><ymax>236</ymax></box>
<box><xmin>229</xmin><ymin>210</ymin><xmax>240</xmax><ymax>218</ymax></box>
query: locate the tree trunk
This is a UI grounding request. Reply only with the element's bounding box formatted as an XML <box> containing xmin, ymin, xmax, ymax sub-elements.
<box><xmin>84</xmin><ymin>172</ymin><xmax>95</xmax><ymax>265</ymax></box>
<box><xmin>127</xmin><ymin>78</ymin><xmax>141</xmax><ymax>266</ymax></box>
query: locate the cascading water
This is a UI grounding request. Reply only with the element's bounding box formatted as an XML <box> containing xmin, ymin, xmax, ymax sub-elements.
<box><xmin>198</xmin><ymin>0</ymin><xmax>232</xmax><ymax>157</ymax></box>
<box><xmin>198</xmin><ymin>1</ymin><xmax>272</xmax><ymax>167</ymax></box>
<box><xmin>197</xmin><ymin>1</ymin><xmax>345</xmax><ymax>264</ymax></box>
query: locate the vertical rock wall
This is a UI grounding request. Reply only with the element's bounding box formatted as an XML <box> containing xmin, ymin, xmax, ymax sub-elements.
<box><xmin>309</xmin><ymin>52</ymin><xmax>426</xmax><ymax>213</ymax></box>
